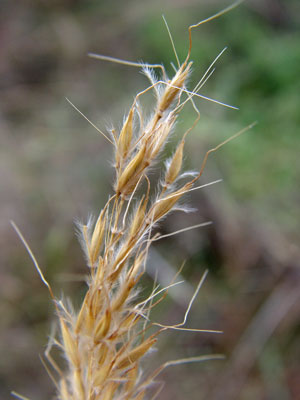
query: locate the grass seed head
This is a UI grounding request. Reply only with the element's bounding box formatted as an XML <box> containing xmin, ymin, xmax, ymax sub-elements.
<box><xmin>30</xmin><ymin>7</ymin><xmax>244</xmax><ymax>398</ymax></box>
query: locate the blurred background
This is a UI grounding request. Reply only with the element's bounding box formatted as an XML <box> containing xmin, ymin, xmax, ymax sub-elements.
<box><xmin>1</xmin><ymin>0</ymin><xmax>299</xmax><ymax>399</ymax></box>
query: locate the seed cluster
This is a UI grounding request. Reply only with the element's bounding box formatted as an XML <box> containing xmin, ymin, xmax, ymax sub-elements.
<box><xmin>55</xmin><ymin>55</ymin><xmax>204</xmax><ymax>400</ymax></box>
<box><xmin>42</xmin><ymin>4</ymin><xmax>247</xmax><ymax>396</ymax></box>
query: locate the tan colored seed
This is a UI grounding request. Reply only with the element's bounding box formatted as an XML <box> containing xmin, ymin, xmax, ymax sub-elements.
<box><xmin>116</xmin><ymin>144</ymin><xmax>147</xmax><ymax>196</ymax></box>
<box><xmin>114</xmin><ymin>313</ymin><xmax>140</xmax><ymax>338</ymax></box>
<box><xmin>94</xmin><ymin>309</ymin><xmax>111</xmax><ymax>341</ymax></box>
<box><xmin>97</xmin><ymin>342</ymin><xmax>109</xmax><ymax>366</ymax></box>
<box><xmin>90</xmin><ymin>209</ymin><xmax>106</xmax><ymax>265</ymax></box>
<box><xmin>151</xmin><ymin>192</ymin><xmax>182</xmax><ymax>222</ymax></box>
<box><xmin>117</xmin><ymin>107</ymin><xmax>134</xmax><ymax>162</ymax></box>
<box><xmin>75</xmin><ymin>290</ymin><xmax>96</xmax><ymax>335</ymax></box>
<box><xmin>151</xmin><ymin>182</ymin><xmax>192</xmax><ymax>222</ymax></box>
<box><xmin>75</xmin><ymin>299</ymin><xmax>87</xmax><ymax>334</ymax></box>
<box><xmin>158</xmin><ymin>62</ymin><xmax>192</xmax><ymax>113</ymax></box>
<box><xmin>60</xmin><ymin>319</ymin><xmax>79</xmax><ymax>368</ymax></box>
<box><xmin>165</xmin><ymin>140</ymin><xmax>184</xmax><ymax>185</ymax></box>
<box><xmin>111</xmin><ymin>278</ymin><xmax>136</xmax><ymax>312</ymax></box>
<box><xmin>127</xmin><ymin>251</ymin><xmax>146</xmax><ymax>280</ymax></box>
<box><xmin>116</xmin><ymin>338</ymin><xmax>157</xmax><ymax>370</ymax></box>
<box><xmin>90</xmin><ymin>287</ymin><xmax>105</xmax><ymax>319</ymax></box>
<box><xmin>146</xmin><ymin>117</ymin><xmax>174</xmax><ymax>160</ymax></box>
<box><xmin>129</xmin><ymin>195</ymin><xmax>148</xmax><ymax>237</ymax></box>
<box><xmin>93</xmin><ymin>362</ymin><xmax>112</xmax><ymax>387</ymax></box>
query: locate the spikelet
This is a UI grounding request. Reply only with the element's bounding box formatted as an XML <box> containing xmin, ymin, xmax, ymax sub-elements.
<box><xmin>116</xmin><ymin>107</ymin><xmax>134</xmax><ymax>170</ymax></box>
<box><xmin>89</xmin><ymin>209</ymin><xmax>106</xmax><ymax>265</ymax></box>
<box><xmin>164</xmin><ymin>140</ymin><xmax>185</xmax><ymax>186</ymax></box>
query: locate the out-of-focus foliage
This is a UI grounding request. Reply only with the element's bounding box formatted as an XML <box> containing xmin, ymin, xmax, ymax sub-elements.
<box><xmin>1</xmin><ymin>1</ymin><xmax>299</xmax><ymax>399</ymax></box>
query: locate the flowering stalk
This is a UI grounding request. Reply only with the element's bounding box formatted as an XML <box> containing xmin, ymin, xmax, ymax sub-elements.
<box><xmin>60</xmin><ymin>51</ymin><xmax>218</xmax><ymax>400</ymax></box>
<box><xmin>12</xmin><ymin>3</ymin><xmax>251</xmax><ymax>399</ymax></box>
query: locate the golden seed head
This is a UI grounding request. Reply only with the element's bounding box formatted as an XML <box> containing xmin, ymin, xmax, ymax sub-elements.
<box><xmin>53</xmin><ymin>18</ymin><xmax>207</xmax><ymax>397</ymax></box>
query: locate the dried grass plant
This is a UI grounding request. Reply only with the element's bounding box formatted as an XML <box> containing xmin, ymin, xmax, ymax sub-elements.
<box><xmin>12</xmin><ymin>2</ymin><xmax>254</xmax><ymax>399</ymax></box>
